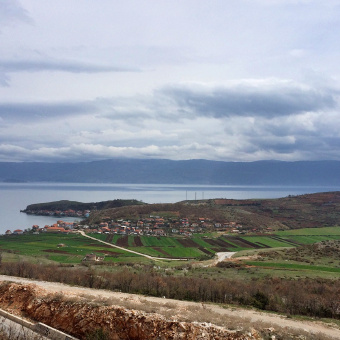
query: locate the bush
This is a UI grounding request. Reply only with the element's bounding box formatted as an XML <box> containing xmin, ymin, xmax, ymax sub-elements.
<box><xmin>85</xmin><ymin>329</ymin><xmax>110</xmax><ymax>340</ymax></box>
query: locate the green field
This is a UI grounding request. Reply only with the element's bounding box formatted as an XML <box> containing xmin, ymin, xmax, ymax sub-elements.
<box><xmin>1</xmin><ymin>226</ymin><xmax>340</xmax><ymax>270</ymax></box>
<box><xmin>276</xmin><ymin>226</ymin><xmax>340</xmax><ymax>236</ymax></box>
<box><xmin>0</xmin><ymin>233</ymin><xmax>137</xmax><ymax>263</ymax></box>
<box><xmin>78</xmin><ymin>226</ymin><xmax>340</xmax><ymax>263</ymax></box>
<box><xmin>245</xmin><ymin>261</ymin><xmax>340</xmax><ymax>273</ymax></box>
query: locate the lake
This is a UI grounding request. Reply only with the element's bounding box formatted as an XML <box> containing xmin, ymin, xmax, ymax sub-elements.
<box><xmin>1</xmin><ymin>182</ymin><xmax>339</xmax><ymax>234</ymax></box>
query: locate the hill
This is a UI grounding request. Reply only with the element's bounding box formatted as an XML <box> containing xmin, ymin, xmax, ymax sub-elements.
<box><xmin>22</xmin><ymin>199</ymin><xmax>145</xmax><ymax>214</ymax></box>
<box><xmin>1</xmin><ymin>159</ymin><xmax>340</xmax><ymax>185</ymax></box>
<box><xmin>85</xmin><ymin>191</ymin><xmax>340</xmax><ymax>230</ymax></box>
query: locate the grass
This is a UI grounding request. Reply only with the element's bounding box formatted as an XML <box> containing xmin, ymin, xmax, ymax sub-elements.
<box><xmin>0</xmin><ymin>233</ymin><xmax>139</xmax><ymax>264</ymax></box>
<box><xmin>276</xmin><ymin>226</ymin><xmax>340</xmax><ymax>236</ymax></box>
<box><xmin>289</xmin><ymin>235</ymin><xmax>340</xmax><ymax>244</ymax></box>
<box><xmin>242</xmin><ymin>236</ymin><xmax>294</xmax><ymax>248</ymax></box>
<box><xmin>245</xmin><ymin>261</ymin><xmax>340</xmax><ymax>273</ymax></box>
<box><xmin>138</xmin><ymin>236</ymin><xmax>179</xmax><ymax>247</ymax></box>
<box><xmin>1</xmin><ymin>226</ymin><xmax>340</xmax><ymax>271</ymax></box>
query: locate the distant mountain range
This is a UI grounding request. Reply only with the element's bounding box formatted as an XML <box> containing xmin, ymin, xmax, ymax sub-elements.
<box><xmin>0</xmin><ymin>159</ymin><xmax>340</xmax><ymax>185</ymax></box>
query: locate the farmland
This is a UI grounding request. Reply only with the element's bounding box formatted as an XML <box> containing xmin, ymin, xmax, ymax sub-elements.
<box><xmin>0</xmin><ymin>233</ymin><xmax>138</xmax><ymax>264</ymax></box>
<box><xmin>89</xmin><ymin>226</ymin><xmax>340</xmax><ymax>260</ymax></box>
<box><xmin>1</xmin><ymin>226</ymin><xmax>340</xmax><ymax>272</ymax></box>
<box><xmin>6</xmin><ymin>191</ymin><xmax>340</xmax><ymax>266</ymax></box>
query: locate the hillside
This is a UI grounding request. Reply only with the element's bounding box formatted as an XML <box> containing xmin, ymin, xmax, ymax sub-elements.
<box><xmin>21</xmin><ymin>199</ymin><xmax>145</xmax><ymax>214</ymax></box>
<box><xmin>1</xmin><ymin>159</ymin><xmax>340</xmax><ymax>185</ymax></box>
<box><xmin>85</xmin><ymin>191</ymin><xmax>340</xmax><ymax>230</ymax></box>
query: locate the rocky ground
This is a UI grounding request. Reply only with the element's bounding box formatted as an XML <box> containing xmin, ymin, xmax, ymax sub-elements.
<box><xmin>0</xmin><ymin>277</ymin><xmax>339</xmax><ymax>339</ymax></box>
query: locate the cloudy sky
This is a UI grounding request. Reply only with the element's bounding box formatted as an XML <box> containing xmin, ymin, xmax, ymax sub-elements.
<box><xmin>1</xmin><ymin>0</ymin><xmax>340</xmax><ymax>162</ymax></box>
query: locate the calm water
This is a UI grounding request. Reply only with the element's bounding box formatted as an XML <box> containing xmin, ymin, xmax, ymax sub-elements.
<box><xmin>0</xmin><ymin>182</ymin><xmax>339</xmax><ymax>234</ymax></box>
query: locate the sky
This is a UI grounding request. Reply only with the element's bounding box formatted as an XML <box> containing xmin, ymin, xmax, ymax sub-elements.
<box><xmin>1</xmin><ymin>0</ymin><xmax>340</xmax><ymax>163</ymax></box>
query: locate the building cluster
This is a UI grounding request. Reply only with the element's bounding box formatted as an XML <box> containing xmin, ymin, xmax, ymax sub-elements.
<box><xmin>5</xmin><ymin>215</ymin><xmax>258</xmax><ymax>237</ymax></box>
<box><xmin>23</xmin><ymin>208</ymin><xmax>90</xmax><ymax>218</ymax></box>
<box><xmin>83</xmin><ymin>215</ymin><xmax>247</xmax><ymax>236</ymax></box>
<box><xmin>5</xmin><ymin>220</ymin><xmax>78</xmax><ymax>235</ymax></box>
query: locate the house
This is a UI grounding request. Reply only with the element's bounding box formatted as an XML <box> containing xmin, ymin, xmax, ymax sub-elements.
<box><xmin>82</xmin><ymin>253</ymin><xmax>104</xmax><ymax>262</ymax></box>
<box><xmin>13</xmin><ymin>229</ymin><xmax>23</xmax><ymax>235</ymax></box>
<box><xmin>45</xmin><ymin>226</ymin><xmax>67</xmax><ymax>233</ymax></box>
<box><xmin>5</xmin><ymin>230</ymin><xmax>12</xmax><ymax>235</ymax></box>
<box><xmin>153</xmin><ymin>228</ymin><xmax>166</xmax><ymax>236</ymax></box>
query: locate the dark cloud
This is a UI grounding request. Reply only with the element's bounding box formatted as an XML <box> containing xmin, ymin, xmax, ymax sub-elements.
<box><xmin>0</xmin><ymin>97</ymin><xmax>150</xmax><ymax>123</ymax></box>
<box><xmin>0</xmin><ymin>59</ymin><xmax>139</xmax><ymax>74</ymax></box>
<box><xmin>0</xmin><ymin>0</ymin><xmax>32</xmax><ymax>31</ymax></box>
<box><xmin>244</xmin><ymin>124</ymin><xmax>340</xmax><ymax>158</ymax></box>
<box><xmin>0</xmin><ymin>101</ymin><xmax>96</xmax><ymax>121</ymax></box>
<box><xmin>1</xmin><ymin>81</ymin><xmax>340</xmax><ymax>163</ymax></box>
<box><xmin>0</xmin><ymin>72</ymin><xmax>10</xmax><ymax>86</ymax></box>
<box><xmin>160</xmin><ymin>84</ymin><xmax>337</xmax><ymax>118</ymax></box>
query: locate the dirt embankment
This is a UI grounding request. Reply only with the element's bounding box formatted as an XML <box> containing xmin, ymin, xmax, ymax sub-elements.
<box><xmin>0</xmin><ymin>282</ymin><xmax>260</xmax><ymax>340</ymax></box>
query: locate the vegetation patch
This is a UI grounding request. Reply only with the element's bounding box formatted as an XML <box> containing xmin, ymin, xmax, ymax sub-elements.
<box><xmin>42</xmin><ymin>249</ymin><xmax>70</xmax><ymax>254</ymax></box>
<box><xmin>116</xmin><ymin>235</ymin><xmax>129</xmax><ymax>247</ymax></box>
<box><xmin>134</xmin><ymin>236</ymin><xmax>143</xmax><ymax>247</ymax></box>
<box><xmin>1</xmin><ymin>261</ymin><xmax>340</xmax><ymax>321</ymax></box>
<box><xmin>152</xmin><ymin>247</ymin><xmax>170</xmax><ymax>257</ymax></box>
<box><xmin>245</xmin><ymin>261</ymin><xmax>340</xmax><ymax>273</ymax></box>
<box><xmin>176</xmin><ymin>238</ymin><xmax>200</xmax><ymax>248</ymax></box>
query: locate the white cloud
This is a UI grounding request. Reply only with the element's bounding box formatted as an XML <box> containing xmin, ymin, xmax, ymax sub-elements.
<box><xmin>0</xmin><ymin>1</ymin><xmax>340</xmax><ymax>162</ymax></box>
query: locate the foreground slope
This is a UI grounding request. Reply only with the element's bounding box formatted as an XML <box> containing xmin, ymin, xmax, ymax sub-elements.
<box><xmin>0</xmin><ymin>277</ymin><xmax>339</xmax><ymax>339</ymax></box>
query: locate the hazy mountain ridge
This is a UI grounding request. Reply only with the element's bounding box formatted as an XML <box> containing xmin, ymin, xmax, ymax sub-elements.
<box><xmin>0</xmin><ymin>159</ymin><xmax>340</xmax><ymax>185</ymax></box>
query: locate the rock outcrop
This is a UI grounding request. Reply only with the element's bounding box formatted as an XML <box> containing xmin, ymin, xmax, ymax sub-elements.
<box><xmin>0</xmin><ymin>282</ymin><xmax>261</xmax><ymax>340</ymax></box>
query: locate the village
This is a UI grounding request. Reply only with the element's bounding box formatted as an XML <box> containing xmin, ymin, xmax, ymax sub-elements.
<box><xmin>22</xmin><ymin>208</ymin><xmax>90</xmax><ymax>218</ymax></box>
<box><xmin>5</xmin><ymin>210</ymin><xmax>258</xmax><ymax>237</ymax></box>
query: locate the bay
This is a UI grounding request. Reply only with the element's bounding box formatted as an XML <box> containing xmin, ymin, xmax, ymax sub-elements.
<box><xmin>0</xmin><ymin>182</ymin><xmax>339</xmax><ymax>234</ymax></box>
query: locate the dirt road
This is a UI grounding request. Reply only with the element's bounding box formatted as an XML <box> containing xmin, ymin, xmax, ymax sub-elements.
<box><xmin>0</xmin><ymin>275</ymin><xmax>339</xmax><ymax>339</ymax></box>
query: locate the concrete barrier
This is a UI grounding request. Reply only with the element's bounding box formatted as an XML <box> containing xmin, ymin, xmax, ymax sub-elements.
<box><xmin>0</xmin><ymin>308</ymin><xmax>35</xmax><ymax>329</ymax></box>
<box><xmin>34</xmin><ymin>322</ymin><xmax>78</xmax><ymax>340</ymax></box>
<box><xmin>0</xmin><ymin>308</ymin><xmax>78</xmax><ymax>340</ymax></box>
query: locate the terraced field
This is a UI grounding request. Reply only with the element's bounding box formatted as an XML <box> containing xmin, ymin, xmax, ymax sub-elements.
<box><xmin>91</xmin><ymin>226</ymin><xmax>340</xmax><ymax>260</ymax></box>
<box><xmin>1</xmin><ymin>226</ymin><xmax>340</xmax><ymax>264</ymax></box>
